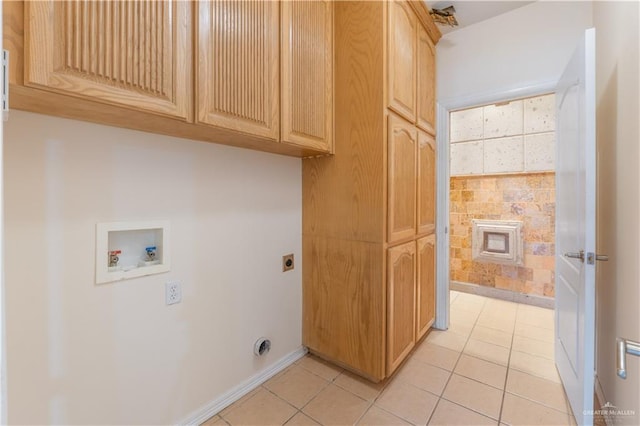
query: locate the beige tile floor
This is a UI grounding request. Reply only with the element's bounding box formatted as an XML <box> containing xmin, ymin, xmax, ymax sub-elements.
<box><xmin>205</xmin><ymin>291</ymin><xmax>577</xmax><ymax>425</ymax></box>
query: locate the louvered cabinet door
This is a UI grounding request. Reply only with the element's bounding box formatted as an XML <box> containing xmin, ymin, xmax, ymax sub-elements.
<box><xmin>417</xmin><ymin>130</ymin><xmax>436</xmax><ymax>235</ymax></box>
<box><xmin>387</xmin><ymin>0</ymin><xmax>417</xmax><ymax>123</ymax></box>
<box><xmin>416</xmin><ymin>234</ymin><xmax>435</xmax><ymax>340</ymax></box>
<box><xmin>417</xmin><ymin>24</ymin><xmax>436</xmax><ymax>134</ymax></box>
<box><xmin>387</xmin><ymin>241</ymin><xmax>416</xmax><ymax>374</ymax></box>
<box><xmin>25</xmin><ymin>1</ymin><xmax>192</xmax><ymax>119</ymax></box>
<box><xmin>387</xmin><ymin>113</ymin><xmax>417</xmax><ymax>243</ymax></box>
<box><xmin>281</xmin><ymin>0</ymin><xmax>333</xmax><ymax>152</ymax></box>
<box><xmin>198</xmin><ymin>0</ymin><xmax>279</xmax><ymax>140</ymax></box>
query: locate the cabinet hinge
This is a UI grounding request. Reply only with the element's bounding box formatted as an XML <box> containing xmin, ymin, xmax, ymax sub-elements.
<box><xmin>2</xmin><ymin>49</ymin><xmax>9</xmax><ymax>121</ymax></box>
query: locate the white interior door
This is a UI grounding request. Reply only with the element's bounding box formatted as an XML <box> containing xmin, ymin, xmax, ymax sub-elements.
<box><xmin>555</xmin><ymin>28</ymin><xmax>596</xmax><ymax>425</ymax></box>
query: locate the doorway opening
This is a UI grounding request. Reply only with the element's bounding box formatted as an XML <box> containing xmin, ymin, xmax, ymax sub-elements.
<box><xmin>429</xmin><ymin>93</ymin><xmax>576</xmax><ymax>423</ymax></box>
<box><xmin>448</xmin><ymin>93</ymin><xmax>556</xmax><ymax>308</ymax></box>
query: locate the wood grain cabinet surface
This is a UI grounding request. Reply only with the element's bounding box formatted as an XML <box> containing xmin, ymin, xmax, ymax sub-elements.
<box><xmin>416</xmin><ymin>234</ymin><xmax>436</xmax><ymax>341</ymax></box>
<box><xmin>387</xmin><ymin>241</ymin><xmax>417</xmax><ymax>374</ymax></box>
<box><xmin>387</xmin><ymin>0</ymin><xmax>417</xmax><ymax>123</ymax></box>
<box><xmin>281</xmin><ymin>0</ymin><xmax>333</xmax><ymax>152</ymax></box>
<box><xmin>388</xmin><ymin>113</ymin><xmax>417</xmax><ymax>243</ymax></box>
<box><xmin>5</xmin><ymin>0</ymin><xmax>333</xmax><ymax>157</ymax></box>
<box><xmin>417</xmin><ymin>24</ymin><xmax>436</xmax><ymax>134</ymax></box>
<box><xmin>197</xmin><ymin>0</ymin><xmax>279</xmax><ymax>140</ymax></box>
<box><xmin>25</xmin><ymin>0</ymin><xmax>192</xmax><ymax>119</ymax></box>
<box><xmin>302</xmin><ymin>1</ymin><xmax>440</xmax><ymax>382</ymax></box>
<box><xmin>418</xmin><ymin>130</ymin><xmax>436</xmax><ymax>235</ymax></box>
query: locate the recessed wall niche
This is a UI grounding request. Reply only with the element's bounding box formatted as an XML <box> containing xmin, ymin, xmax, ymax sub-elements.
<box><xmin>472</xmin><ymin>219</ymin><xmax>524</xmax><ymax>266</ymax></box>
<box><xmin>96</xmin><ymin>220</ymin><xmax>171</xmax><ymax>284</ymax></box>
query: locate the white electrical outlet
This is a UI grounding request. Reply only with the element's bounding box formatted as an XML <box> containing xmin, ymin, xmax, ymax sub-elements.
<box><xmin>165</xmin><ymin>281</ymin><xmax>182</xmax><ymax>305</ymax></box>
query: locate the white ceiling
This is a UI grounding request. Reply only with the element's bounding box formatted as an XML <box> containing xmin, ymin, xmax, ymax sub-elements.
<box><xmin>425</xmin><ymin>1</ymin><xmax>536</xmax><ymax>35</ymax></box>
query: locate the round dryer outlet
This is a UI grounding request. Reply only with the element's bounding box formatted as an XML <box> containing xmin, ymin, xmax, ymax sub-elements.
<box><xmin>254</xmin><ymin>337</ymin><xmax>271</xmax><ymax>356</ymax></box>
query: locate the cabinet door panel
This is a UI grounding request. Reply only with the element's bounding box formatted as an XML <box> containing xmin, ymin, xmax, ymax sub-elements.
<box><xmin>198</xmin><ymin>0</ymin><xmax>279</xmax><ymax>139</ymax></box>
<box><xmin>388</xmin><ymin>113</ymin><xmax>417</xmax><ymax>243</ymax></box>
<box><xmin>417</xmin><ymin>24</ymin><xmax>436</xmax><ymax>134</ymax></box>
<box><xmin>417</xmin><ymin>131</ymin><xmax>436</xmax><ymax>235</ymax></box>
<box><xmin>281</xmin><ymin>1</ymin><xmax>333</xmax><ymax>152</ymax></box>
<box><xmin>387</xmin><ymin>241</ymin><xmax>416</xmax><ymax>374</ymax></box>
<box><xmin>388</xmin><ymin>0</ymin><xmax>416</xmax><ymax>122</ymax></box>
<box><xmin>416</xmin><ymin>234</ymin><xmax>436</xmax><ymax>340</ymax></box>
<box><xmin>25</xmin><ymin>0</ymin><xmax>191</xmax><ymax>119</ymax></box>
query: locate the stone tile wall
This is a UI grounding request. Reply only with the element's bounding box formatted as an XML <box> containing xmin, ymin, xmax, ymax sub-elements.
<box><xmin>450</xmin><ymin>173</ymin><xmax>556</xmax><ymax>297</ymax></box>
<box><xmin>450</xmin><ymin>94</ymin><xmax>555</xmax><ymax>176</ymax></box>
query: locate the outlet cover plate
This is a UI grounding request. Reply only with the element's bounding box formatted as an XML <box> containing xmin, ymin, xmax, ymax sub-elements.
<box><xmin>165</xmin><ymin>281</ymin><xmax>182</xmax><ymax>305</ymax></box>
<box><xmin>282</xmin><ymin>254</ymin><xmax>294</xmax><ymax>272</ymax></box>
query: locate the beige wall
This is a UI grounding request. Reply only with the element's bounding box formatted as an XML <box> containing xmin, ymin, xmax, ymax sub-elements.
<box><xmin>4</xmin><ymin>111</ymin><xmax>303</xmax><ymax>424</ymax></box>
<box><xmin>594</xmin><ymin>1</ymin><xmax>640</xmax><ymax>423</ymax></box>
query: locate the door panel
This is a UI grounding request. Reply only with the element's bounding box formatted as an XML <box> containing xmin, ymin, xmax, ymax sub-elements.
<box><xmin>25</xmin><ymin>0</ymin><xmax>192</xmax><ymax>119</ymax></box>
<box><xmin>387</xmin><ymin>0</ymin><xmax>416</xmax><ymax>122</ymax></box>
<box><xmin>417</xmin><ymin>130</ymin><xmax>436</xmax><ymax>235</ymax></box>
<box><xmin>388</xmin><ymin>113</ymin><xmax>417</xmax><ymax>243</ymax></box>
<box><xmin>197</xmin><ymin>0</ymin><xmax>279</xmax><ymax>139</ymax></box>
<box><xmin>416</xmin><ymin>234</ymin><xmax>435</xmax><ymax>340</ymax></box>
<box><xmin>416</xmin><ymin>24</ymin><xmax>435</xmax><ymax>134</ymax></box>
<box><xmin>555</xmin><ymin>28</ymin><xmax>596</xmax><ymax>425</ymax></box>
<box><xmin>281</xmin><ymin>0</ymin><xmax>333</xmax><ymax>152</ymax></box>
<box><xmin>387</xmin><ymin>241</ymin><xmax>416</xmax><ymax>374</ymax></box>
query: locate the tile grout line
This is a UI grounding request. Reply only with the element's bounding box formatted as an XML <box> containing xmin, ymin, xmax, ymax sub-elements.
<box><xmin>261</xmin><ymin>386</ymin><xmax>301</xmax><ymax>424</ymax></box>
<box><xmin>437</xmin><ymin>296</ymin><xmax>517</xmax><ymax>423</ymax></box>
<box><xmin>298</xmin><ymin>355</ymin><xmax>396</xmax><ymax>426</ymax></box>
<box><xmin>497</xmin><ymin>301</ymin><xmax>521</xmax><ymax>425</ymax></box>
<box><xmin>425</xmin><ymin>397</ymin><xmax>444</xmax><ymax>425</ymax></box>
<box><xmin>485</xmin><ymin>297</ymin><xmax>516</xmax><ymax>425</ymax></box>
<box><xmin>372</xmin><ymin>403</ymin><xmax>419</xmax><ymax>426</ymax></box>
<box><xmin>295</xmin><ymin>359</ymin><xmax>347</xmax><ymax>425</ymax></box>
<box><xmin>427</xmin><ymin>297</ymin><xmax>486</xmax><ymax>425</ymax></box>
<box><xmin>351</xmin><ymin>399</ymin><xmax>375</xmax><ymax>426</ymax></box>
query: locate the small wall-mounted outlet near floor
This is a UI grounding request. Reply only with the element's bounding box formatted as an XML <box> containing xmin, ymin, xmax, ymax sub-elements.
<box><xmin>282</xmin><ymin>254</ymin><xmax>294</xmax><ymax>272</ymax></box>
<box><xmin>165</xmin><ymin>281</ymin><xmax>182</xmax><ymax>305</ymax></box>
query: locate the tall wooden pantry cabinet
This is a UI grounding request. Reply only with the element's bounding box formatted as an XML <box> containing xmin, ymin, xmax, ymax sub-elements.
<box><xmin>302</xmin><ymin>0</ymin><xmax>440</xmax><ymax>382</ymax></box>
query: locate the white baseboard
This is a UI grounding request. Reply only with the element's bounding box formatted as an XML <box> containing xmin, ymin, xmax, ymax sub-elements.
<box><xmin>179</xmin><ymin>346</ymin><xmax>308</xmax><ymax>425</ymax></box>
<box><xmin>450</xmin><ymin>281</ymin><xmax>555</xmax><ymax>309</ymax></box>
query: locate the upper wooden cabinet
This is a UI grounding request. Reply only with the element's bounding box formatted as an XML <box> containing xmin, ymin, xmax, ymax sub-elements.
<box><xmin>197</xmin><ymin>0</ymin><xmax>333</xmax><ymax>148</ymax></box>
<box><xmin>281</xmin><ymin>1</ymin><xmax>333</xmax><ymax>152</ymax></box>
<box><xmin>387</xmin><ymin>0</ymin><xmax>437</xmax><ymax>134</ymax></box>
<box><xmin>387</xmin><ymin>0</ymin><xmax>417</xmax><ymax>123</ymax></box>
<box><xmin>388</xmin><ymin>113</ymin><xmax>417</xmax><ymax>243</ymax></box>
<box><xmin>7</xmin><ymin>0</ymin><xmax>333</xmax><ymax>157</ymax></box>
<box><xmin>24</xmin><ymin>0</ymin><xmax>192</xmax><ymax>119</ymax></box>
<box><xmin>417</xmin><ymin>25</ymin><xmax>436</xmax><ymax>134</ymax></box>
<box><xmin>197</xmin><ymin>0</ymin><xmax>280</xmax><ymax>140</ymax></box>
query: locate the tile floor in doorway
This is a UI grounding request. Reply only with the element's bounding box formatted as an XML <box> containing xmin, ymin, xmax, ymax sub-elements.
<box><xmin>205</xmin><ymin>291</ymin><xmax>576</xmax><ymax>425</ymax></box>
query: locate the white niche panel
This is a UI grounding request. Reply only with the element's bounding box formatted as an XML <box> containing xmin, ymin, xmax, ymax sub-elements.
<box><xmin>472</xmin><ymin>219</ymin><xmax>523</xmax><ymax>266</ymax></box>
<box><xmin>96</xmin><ymin>220</ymin><xmax>171</xmax><ymax>284</ymax></box>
